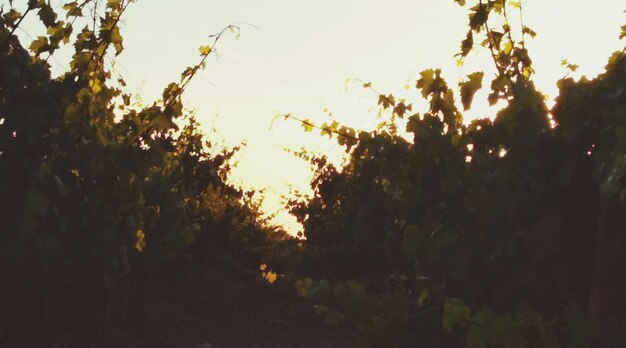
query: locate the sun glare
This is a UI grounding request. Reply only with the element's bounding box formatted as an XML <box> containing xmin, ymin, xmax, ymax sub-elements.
<box><xmin>16</xmin><ymin>0</ymin><xmax>625</xmax><ymax>235</ymax></box>
<box><xmin>207</xmin><ymin>1</ymin><xmax>625</xmax><ymax>235</ymax></box>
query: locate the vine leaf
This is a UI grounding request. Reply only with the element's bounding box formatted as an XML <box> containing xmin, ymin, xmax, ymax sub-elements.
<box><xmin>107</xmin><ymin>0</ymin><xmax>122</xmax><ymax>9</ymax></box>
<box><xmin>302</xmin><ymin>119</ymin><xmax>314</xmax><ymax>132</ymax></box>
<box><xmin>469</xmin><ymin>3</ymin><xmax>489</xmax><ymax>31</ymax></box>
<box><xmin>522</xmin><ymin>26</ymin><xmax>537</xmax><ymax>38</ymax></box>
<box><xmin>393</xmin><ymin>101</ymin><xmax>412</xmax><ymax>118</ymax></box>
<box><xmin>29</xmin><ymin>36</ymin><xmax>49</xmax><ymax>54</ymax></box>
<box><xmin>111</xmin><ymin>26</ymin><xmax>123</xmax><ymax>55</ymax></box>
<box><xmin>37</xmin><ymin>3</ymin><xmax>57</xmax><ymax>28</ymax></box>
<box><xmin>378</xmin><ymin>94</ymin><xmax>395</xmax><ymax>109</ymax></box>
<box><xmin>63</xmin><ymin>2</ymin><xmax>83</xmax><ymax>17</ymax></box>
<box><xmin>416</xmin><ymin>69</ymin><xmax>436</xmax><ymax>98</ymax></box>
<box><xmin>3</xmin><ymin>9</ymin><xmax>22</xmax><ymax>27</ymax></box>
<box><xmin>459</xmin><ymin>71</ymin><xmax>484</xmax><ymax>110</ymax></box>
<box><xmin>561</xmin><ymin>59</ymin><xmax>579</xmax><ymax>72</ymax></box>
<box><xmin>199</xmin><ymin>45</ymin><xmax>211</xmax><ymax>55</ymax></box>
<box><xmin>459</xmin><ymin>31</ymin><xmax>473</xmax><ymax>57</ymax></box>
<box><xmin>490</xmin><ymin>31</ymin><xmax>504</xmax><ymax>48</ymax></box>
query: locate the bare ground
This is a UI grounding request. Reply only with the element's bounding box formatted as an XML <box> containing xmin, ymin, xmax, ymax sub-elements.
<box><xmin>91</xmin><ymin>267</ymin><xmax>352</xmax><ymax>348</ymax></box>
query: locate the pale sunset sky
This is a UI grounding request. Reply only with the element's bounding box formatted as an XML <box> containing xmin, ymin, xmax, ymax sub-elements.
<box><xmin>16</xmin><ymin>0</ymin><xmax>626</xmax><ymax>233</ymax></box>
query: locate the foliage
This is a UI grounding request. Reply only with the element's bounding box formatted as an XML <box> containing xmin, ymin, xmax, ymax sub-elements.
<box><xmin>2</xmin><ymin>0</ymin><xmax>625</xmax><ymax>346</ymax></box>
<box><xmin>0</xmin><ymin>1</ymin><xmax>289</xmax><ymax>345</ymax></box>
<box><xmin>289</xmin><ymin>1</ymin><xmax>626</xmax><ymax>346</ymax></box>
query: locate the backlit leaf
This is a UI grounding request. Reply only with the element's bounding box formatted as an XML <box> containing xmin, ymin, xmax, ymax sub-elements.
<box><xmin>29</xmin><ymin>36</ymin><xmax>49</xmax><ymax>54</ymax></box>
<box><xmin>37</xmin><ymin>3</ymin><xmax>57</xmax><ymax>28</ymax></box>
<box><xmin>302</xmin><ymin>119</ymin><xmax>314</xmax><ymax>132</ymax></box>
<box><xmin>416</xmin><ymin>69</ymin><xmax>436</xmax><ymax>98</ymax></box>
<box><xmin>3</xmin><ymin>9</ymin><xmax>22</xmax><ymax>27</ymax></box>
<box><xmin>378</xmin><ymin>94</ymin><xmax>395</xmax><ymax>109</ymax></box>
<box><xmin>63</xmin><ymin>2</ymin><xmax>82</xmax><ymax>17</ymax></box>
<box><xmin>522</xmin><ymin>25</ymin><xmax>537</xmax><ymax>38</ymax></box>
<box><xmin>469</xmin><ymin>4</ymin><xmax>489</xmax><ymax>31</ymax></box>
<box><xmin>459</xmin><ymin>31</ymin><xmax>473</xmax><ymax>57</ymax></box>
<box><xmin>199</xmin><ymin>45</ymin><xmax>211</xmax><ymax>55</ymax></box>
<box><xmin>393</xmin><ymin>102</ymin><xmax>412</xmax><ymax>118</ymax></box>
<box><xmin>264</xmin><ymin>271</ymin><xmax>277</xmax><ymax>284</ymax></box>
<box><xmin>490</xmin><ymin>31</ymin><xmax>504</xmax><ymax>48</ymax></box>
<box><xmin>107</xmin><ymin>0</ymin><xmax>121</xmax><ymax>9</ymax></box>
<box><xmin>135</xmin><ymin>229</ymin><xmax>146</xmax><ymax>252</ymax></box>
<box><xmin>459</xmin><ymin>71</ymin><xmax>484</xmax><ymax>110</ymax></box>
<box><xmin>111</xmin><ymin>26</ymin><xmax>123</xmax><ymax>55</ymax></box>
<box><xmin>509</xmin><ymin>1</ymin><xmax>521</xmax><ymax>9</ymax></box>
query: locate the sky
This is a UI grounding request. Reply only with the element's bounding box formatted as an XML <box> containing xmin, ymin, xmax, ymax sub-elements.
<box><xmin>14</xmin><ymin>0</ymin><xmax>626</xmax><ymax>234</ymax></box>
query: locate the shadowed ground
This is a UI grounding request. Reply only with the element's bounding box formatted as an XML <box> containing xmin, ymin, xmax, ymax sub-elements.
<box><xmin>83</xmin><ymin>266</ymin><xmax>351</xmax><ymax>348</ymax></box>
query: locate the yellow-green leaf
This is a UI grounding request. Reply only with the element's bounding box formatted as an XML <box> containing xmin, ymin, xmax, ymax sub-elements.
<box><xmin>3</xmin><ymin>9</ymin><xmax>22</xmax><ymax>27</ymax></box>
<box><xmin>199</xmin><ymin>45</ymin><xmax>211</xmax><ymax>55</ymax></box>
<box><xmin>107</xmin><ymin>0</ymin><xmax>121</xmax><ymax>9</ymax></box>
<box><xmin>302</xmin><ymin>119</ymin><xmax>314</xmax><ymax>132</ymax></box>
<box><xmin>29</xmin><ymin>36</ymin><xmax>49</xmax><ymax>54</ymax></box>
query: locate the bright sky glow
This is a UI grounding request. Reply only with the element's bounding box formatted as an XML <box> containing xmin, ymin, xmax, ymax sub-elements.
<box><xmin>15</xmin><ymin>0</ymin><xmax>626</xmax><ymax>234</ymax></box>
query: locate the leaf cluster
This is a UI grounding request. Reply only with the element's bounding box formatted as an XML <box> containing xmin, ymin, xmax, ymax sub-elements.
<box><xmin>289</xmin><ymin>2</ymin><xmax>626</xmax><ymax>347</ymax></box>
<box><xmin>0</xmin><ymin>2</ymin><xmax>286</xmax><ymax>344</ymax></box>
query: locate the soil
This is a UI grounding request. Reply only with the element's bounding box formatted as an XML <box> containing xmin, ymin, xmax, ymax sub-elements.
<box><xmin>90</xmin><ymin>266</ymin><xmax>352</xmax><ymax>348</ymax></box>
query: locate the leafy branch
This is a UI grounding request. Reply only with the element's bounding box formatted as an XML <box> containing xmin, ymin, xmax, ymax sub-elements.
<box><xmin>87</xmin><ymin>0</ymin><xmax>134</xmax><ymax>71</ymax></box>
<box><xmin>44</xmin><ymin>0</ymin><xmax>92</xmax><ymax>63</ymax></box>
<box><xmin>278</xmin><ymin>113</ymin><xmax>359</xmax><ymax>141</ymax></box>
<box><xmin>163</xmin><ymin>25</ymin><xmax>241</xmax><ymax>112</ymax></box>
<box><xmin>0</xmin><ymin>1</ymin><xmax>36</xmax><ymax>53</ymax></box>
<box><xmin>478</xmin><ymin>0</ymin><xmax>505</xmax><ymax>76</ymax></box>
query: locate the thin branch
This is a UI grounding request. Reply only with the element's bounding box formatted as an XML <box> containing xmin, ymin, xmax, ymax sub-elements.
<box><xmin>479</xmin><ymin>0</ymin><xmax>504</xmax><ymax>76</ymax></box>
<box><xmin>87</xmin><ymin>0</ymin><xmax>131</xmax><ymax>72</ymax></box>
<box><xmin>163</xmin><ymin>25</ymin><xmax>240</xmax><ymax>111</ymax></box>
<box><xmin>280</xmin><ymin>113</ymin><xmax>359</xmax><ymax>141</ymax></box>
<box><xmin>519</xmin><ymin>0</ymin><xmax>526</xmax><ymax>49</ymax></box>
<box><xmin>346</xmin><ymin>78</ymin><xmax>439</xmax><ymax>135</ymax></box>
<box><xmin>501</xmin><ymin>1</ymin><xmax>516</xmax><ymax>51</ymax></box>
<box><xmin>91</xmin><ymin>0</ymin><xmax>98</xmax><ymax>34</ymax></box>
<box><xmin>348</xmin><ymin>77</ymin><xmax>396</xmax><ymax>109</ymax></box>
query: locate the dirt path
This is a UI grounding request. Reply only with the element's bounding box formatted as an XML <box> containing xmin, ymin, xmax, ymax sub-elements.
<box><xmin>96</xmin><ymin>269</ymin><xmax>352</xmax><ymax>348</ymax></box>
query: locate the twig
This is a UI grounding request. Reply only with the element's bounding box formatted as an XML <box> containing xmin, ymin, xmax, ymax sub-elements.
<box><xmin>519</xmin><ymin>1</ymin><xmax>526</xmax><ymax>49</ymax></box>
<box><xmin>348</xmin><ymin>77</ymin><xmax>396</xmax><ymax>109</ymax></box>
<box><xmin>479</xmin><ymin>0</ymin><xmax>504</xmax><ymax>76</ymax></box>
<box><xmin>163</xmin><ymin>25</ymin><xmax>240</xmax><ymax>111</ymax></box>
<box><xmin>501</xmin><ymin>1</ymin><xmax>516</xmax><ymax>52</ymax></box>
<box><xmin>87</xmin><ymin>0</ymin><xmax>132</xmax><ymax>73</ymax></box>
<box><xmin>280</xmin><ymin>113</ymin><xmax>359</xmax><ymax>141</ymax></box>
